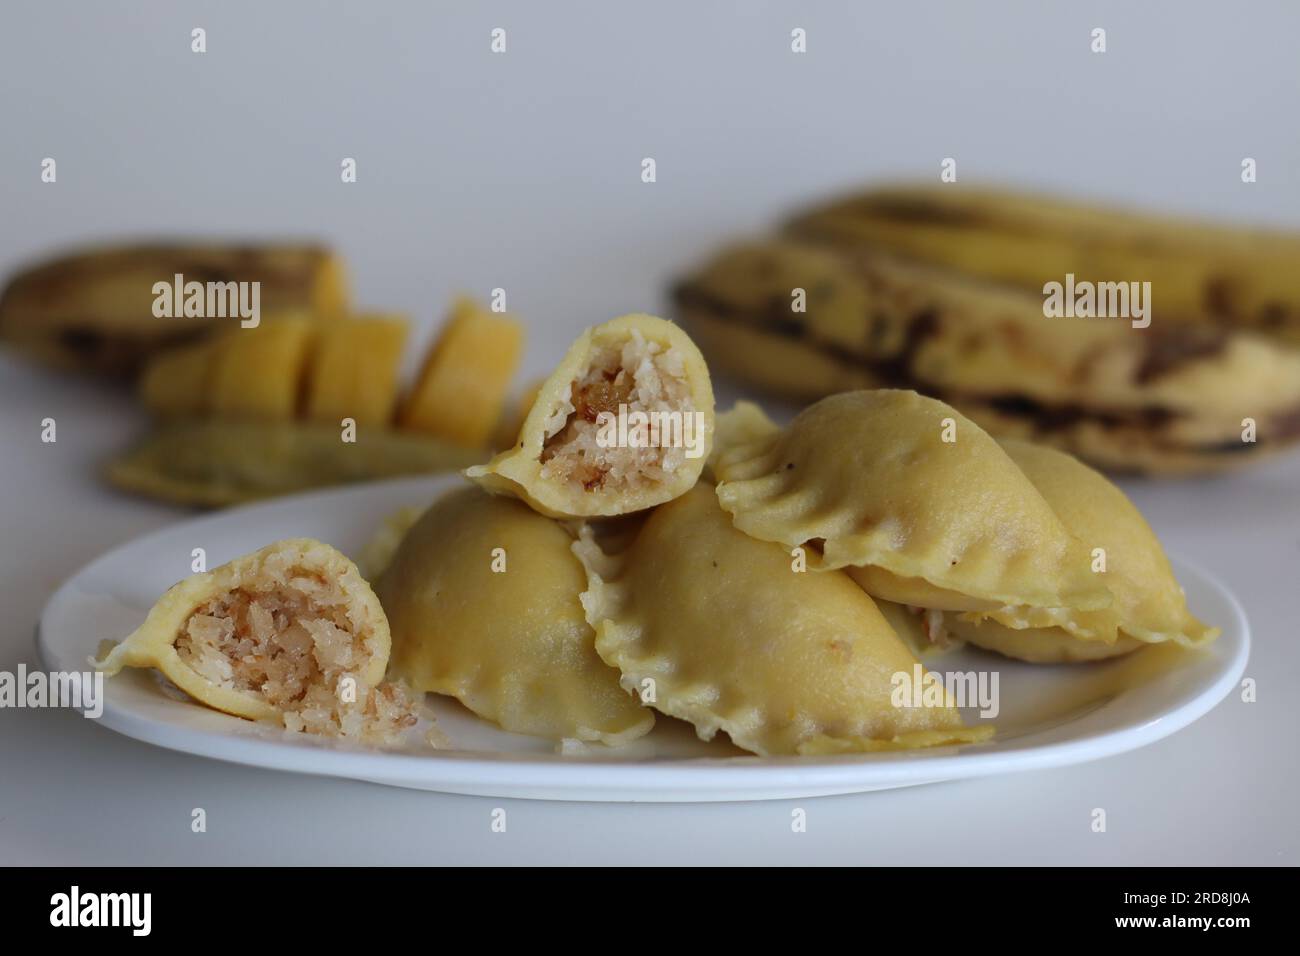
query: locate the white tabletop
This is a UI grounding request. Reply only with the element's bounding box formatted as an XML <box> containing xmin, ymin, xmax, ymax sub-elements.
<box><xmin>1</xmin><ymin>0</ymin><xmax>1296</xmax><ymax>865</ymax></box>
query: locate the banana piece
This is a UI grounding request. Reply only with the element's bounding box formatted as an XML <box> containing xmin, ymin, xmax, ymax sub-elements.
<box><xmin>787</xmin><ymin>184</ymin><xmax>1300</xmax><ymax>345</ymax></box>
<box><xmin>0</xmin><ymin>243</ymin><xmax>347</xmax><ymax>377</ymax></box>
<box><xmin>207</xmin><ymin>316</ymin><xmax>316</xmax><ymax>420</ymax></box>
<box><xmin>399</xmin><ymin>296</ymin><xmax>524</xmax><ymax>447</ymax></box>
<box><xmin>304</xmin><ymin>313</ymin><xmax>409</xmax><ymax>426</ymax></box>
<box><xmin>138</xmin><ymin>340</ymin><xmax>218</xmax><ymax>418</ymax></box>
<box><xmin>106</xmin><ymin>419</ymin><xmax>482</xmax><ymax>508</ymax></box>
<box><xmin>673</xmin><ymin>239</ymin><xmax>1300</xmax><ymax>475</ymax></box>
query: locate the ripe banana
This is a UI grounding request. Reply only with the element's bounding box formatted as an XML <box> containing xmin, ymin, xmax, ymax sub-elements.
<box><xmin>0</xmin><ymin>243</ymin><xmax>347</xmax><ymax>377</ymax></box>
<box><xmin>673</xmin><ymin>239</ymin><xmax>1300</xmax><ymax>475</ymax></box>
<box><xmin>787</xmin><ymin>184</ymin><xmax>1300</xmax><ymax>345</ymax></box>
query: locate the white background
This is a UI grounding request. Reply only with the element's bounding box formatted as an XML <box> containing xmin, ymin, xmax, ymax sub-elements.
<box><xmin>1</xmin><ymin>1</ymin><xmax>1296</xmax><ymax>864</ymax></box>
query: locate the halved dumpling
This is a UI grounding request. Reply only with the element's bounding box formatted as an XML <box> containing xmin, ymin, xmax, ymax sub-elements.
<box><xmin>714</xmin><ymin>389</ymin><xmax>1110</xmax><ymax>614</ymax></box>
<box><xmin>376</xmin><ymin>485</ymin><xmax>653</xmax><ymax>745</ymax></box>
<box><xmin>575</xmin><ymin>485</ymin><xmax>992</xmax><ymax>756</ymax></box>
<box><xmin>93</xmin><ymin>539</ymin><xmax>421</xmax><ymax>741</ymax></box>
<box><xmin>952</xmin><ymin>440</ymin><xmax>1219</xmax><ymax>661</ymax></box>
<box><xmin>467</xmin><ymin>314</ymin><xmax>714</xmax><ymax>518</ymax></box>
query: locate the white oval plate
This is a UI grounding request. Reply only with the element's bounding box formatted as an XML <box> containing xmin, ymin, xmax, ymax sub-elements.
<box><xmin>37</xmin><ymin>474</ymin><xmax>1249</xmax><ymax>802</ymax></box>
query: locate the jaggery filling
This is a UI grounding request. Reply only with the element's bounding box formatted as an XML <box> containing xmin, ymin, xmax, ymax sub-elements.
<box><xmin>539</xmin><ymin>331</ymin><xmax>696</xmax><ymax>492</ymax></box>
<box><xmin>174</xmin><ymin>571</ymin><xmax>417</xmax><ymax>742</ymax></box>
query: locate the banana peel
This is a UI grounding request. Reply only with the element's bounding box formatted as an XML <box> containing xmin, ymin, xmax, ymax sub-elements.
<box><xmin>788</xmin><ymin>184</ymin><xmax>1300</xmax><ymax>345</ymax></box>
<box><xmin>674</xmin><ymin>239</ymin><xmax>1300</xmax><ymax>475</ymax></box>
<box><xmin>106</xmin><ymin>419</ymin><xmax>481</xmax><ymax>507</ymax></box>
<box><xmin>0</xmin><ymin>243</ymin><xmax>347</xmax><ymax>377</ymax></box>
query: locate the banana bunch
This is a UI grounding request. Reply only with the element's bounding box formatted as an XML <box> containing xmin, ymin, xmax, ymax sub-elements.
<box><xmin>113</xmin><ymin>297</ymin><xmax>525</xmax><ymax>506</ymax></box>
<box><xmin>673</xmin><ymin>239</ymin><xmax>1300</xmax><ymax>475</ymax></box>
<box><xmin>0</xmin><ymin>243</ymin><xmax>347</xmax><ymax>377</ymax></box>
<box><xmin>787</xmin><ymin>184</ymin><xmax>1300</xmax><ymax>345</ymax></box>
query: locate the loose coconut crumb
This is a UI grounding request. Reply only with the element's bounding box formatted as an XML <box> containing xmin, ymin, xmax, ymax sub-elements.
<box><xmin>539</xmin><ymin>330</ymin><xmax>695</xmax><ymax>493</ymax></box>
<box><xmin>907</xmin><ymin>605</ymin><xmax>958</xmax><ymax>652</ymax></box>
<box><xmin>174</xmin><ymin>567</ymin><xmax>421</xmax><ymax>745</ymax></box>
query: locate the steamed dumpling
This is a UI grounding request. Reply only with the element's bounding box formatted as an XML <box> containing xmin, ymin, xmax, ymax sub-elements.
<box><xmin>714</xmin><ymin>389</ymin><xmax>1110</xmax><ymax>615</ymax></box>
<box><xmin>467</xmin><ymin>314</ymin><xmax>714</xmax><ymax>518</ymax></box>
<box><xmin>945</xmin><ymin>617</ymin><xmax>1143</xmax><ymax>663</ymax></box>
<box><xmin>357</xmin><ymin>505</ymin><xmax>425</xmax><ymax>580</ymax></box>
<box><xmin>575</xmin><ymin>485</ymin><xmax>992</xmax><ymax>756</ymax></box>
<box><xmin>705</xmin><ymin>400</ymin><xmax>781</xmax><ymax>479</ymax></box>
<box><xmin>376</xmin><ymin>485</ymin><xmax>653</xmax><ymax>745</ymax></box>
<box><xmin>954</xmin><ymin>440</ymin><xmax>1218</xmax><ymax>662</ymax></box>
<box><xmin>94</xmin><ymin>539</ymin><xmax>420</xmax><ymax>741</ymax></box>
<box><xmin>875</xmin><ymin>599</ymin><xmax>962</xmax><ymax>659</ymax></box>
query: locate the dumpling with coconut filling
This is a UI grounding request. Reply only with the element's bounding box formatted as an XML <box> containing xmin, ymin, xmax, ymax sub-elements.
<box><xmin>93</xmin><ymin>538</ymin><xmax>421</xmax><ymax>742</ymax></box>
<box><xmin>467</xmin><ymin>314</ymin><xmax>714</xmax><ymax>518</ymax></box>
<box><xmin>574</xmin><ymin>485</ymin><xmax>992</xmax><ymax>756</ymax></box>
<box><xmin>714</xmin><ymin>389</ymin><xmax>1110</xmax><ymax>615</ymax></box>
<box><xmin>945</xmin><ymin>616</ymin><xmax>1143</xmax><ymax>664</ymax></box>
<box><xmin>951</xmin><ymin>439</ymin><xmax>1218</xmax><ymax>662</ymax></box>
<box><xmin>376</xmin><ymin>485</ymin><xmax>653</xmax><ymax>745</ymax></box>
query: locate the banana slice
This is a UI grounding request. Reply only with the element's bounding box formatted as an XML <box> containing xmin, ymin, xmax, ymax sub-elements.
<box><xmin>207</xmin><ymin>316</ymin><xmax>316</xmax><ymax>420</ymax></box>
<box><xmin>304</xmin><ymin>314</ymin><xmax>409</xmax><ymax>426</ymax></box>
<box><xmin>399</xmin><ymin>297</ymin><xmax>524</xmax><ymax>447</ymax></box>
<box><xmin>138</xmin><ymin>340</ymin><xmax>219</xmax><ymax>418</ymax></box>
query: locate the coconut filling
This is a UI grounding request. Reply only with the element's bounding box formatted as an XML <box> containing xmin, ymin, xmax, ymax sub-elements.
<box><xmin>905</xmin><ymin>605</ymin><xmax>958</xmax><ymax>651</ymax></box>
<box><xmin>174</xmin><ymin>572</ymin><xmax>418</xmax><ymax>742</ymax></box>
<box><xmin>539</xmin><ymin>332</ymin><xmax>696</xmax><ymax>494</ymax></box>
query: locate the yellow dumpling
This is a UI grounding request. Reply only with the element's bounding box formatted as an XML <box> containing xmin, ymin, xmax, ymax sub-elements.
<box><xmin>93</xmin><ymin>539</ymin><xmax>418</xmax><ymax>740</ymax></box>
<box><xmin>575</xmin><ymin>485</ymin><xmax>992</xmax><ymax>756</ymax></box>
<box><xmin>945</xmin><ymin>617</ymin><xmax>1143</xmax><ymax>664</ymax></box>
<box><xmin>467</xmin><ymin>314</ymin><xmax>714</xmax><ymax>518</ymax></box>
<box><xmin>705</xmin><ymin>400</ymin><xmax>781</xmax><ymax>480</ymax></box>
<box><xmin>875</xmin><ymin>599</ymin><xmax>962</xmax><ymax>659</ymax></box>
<box><xmin>376</xmin><ymin>485</ymin><xmax>653</xmax><ymax>745</ymax></box>
<box><xmin>953</xmin><ymin>440</ymin><xmax>1218</xmax><ymax>662</ymax></box>
<box><xmin>357</xmin><ymin>505</ymin><xmax>425</xmax><ymax>580</ymax></box>
<box><xmin>714</xmin><ymin>389</ymin><xmax>1110</xmax><ymax>615</ymax></box>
